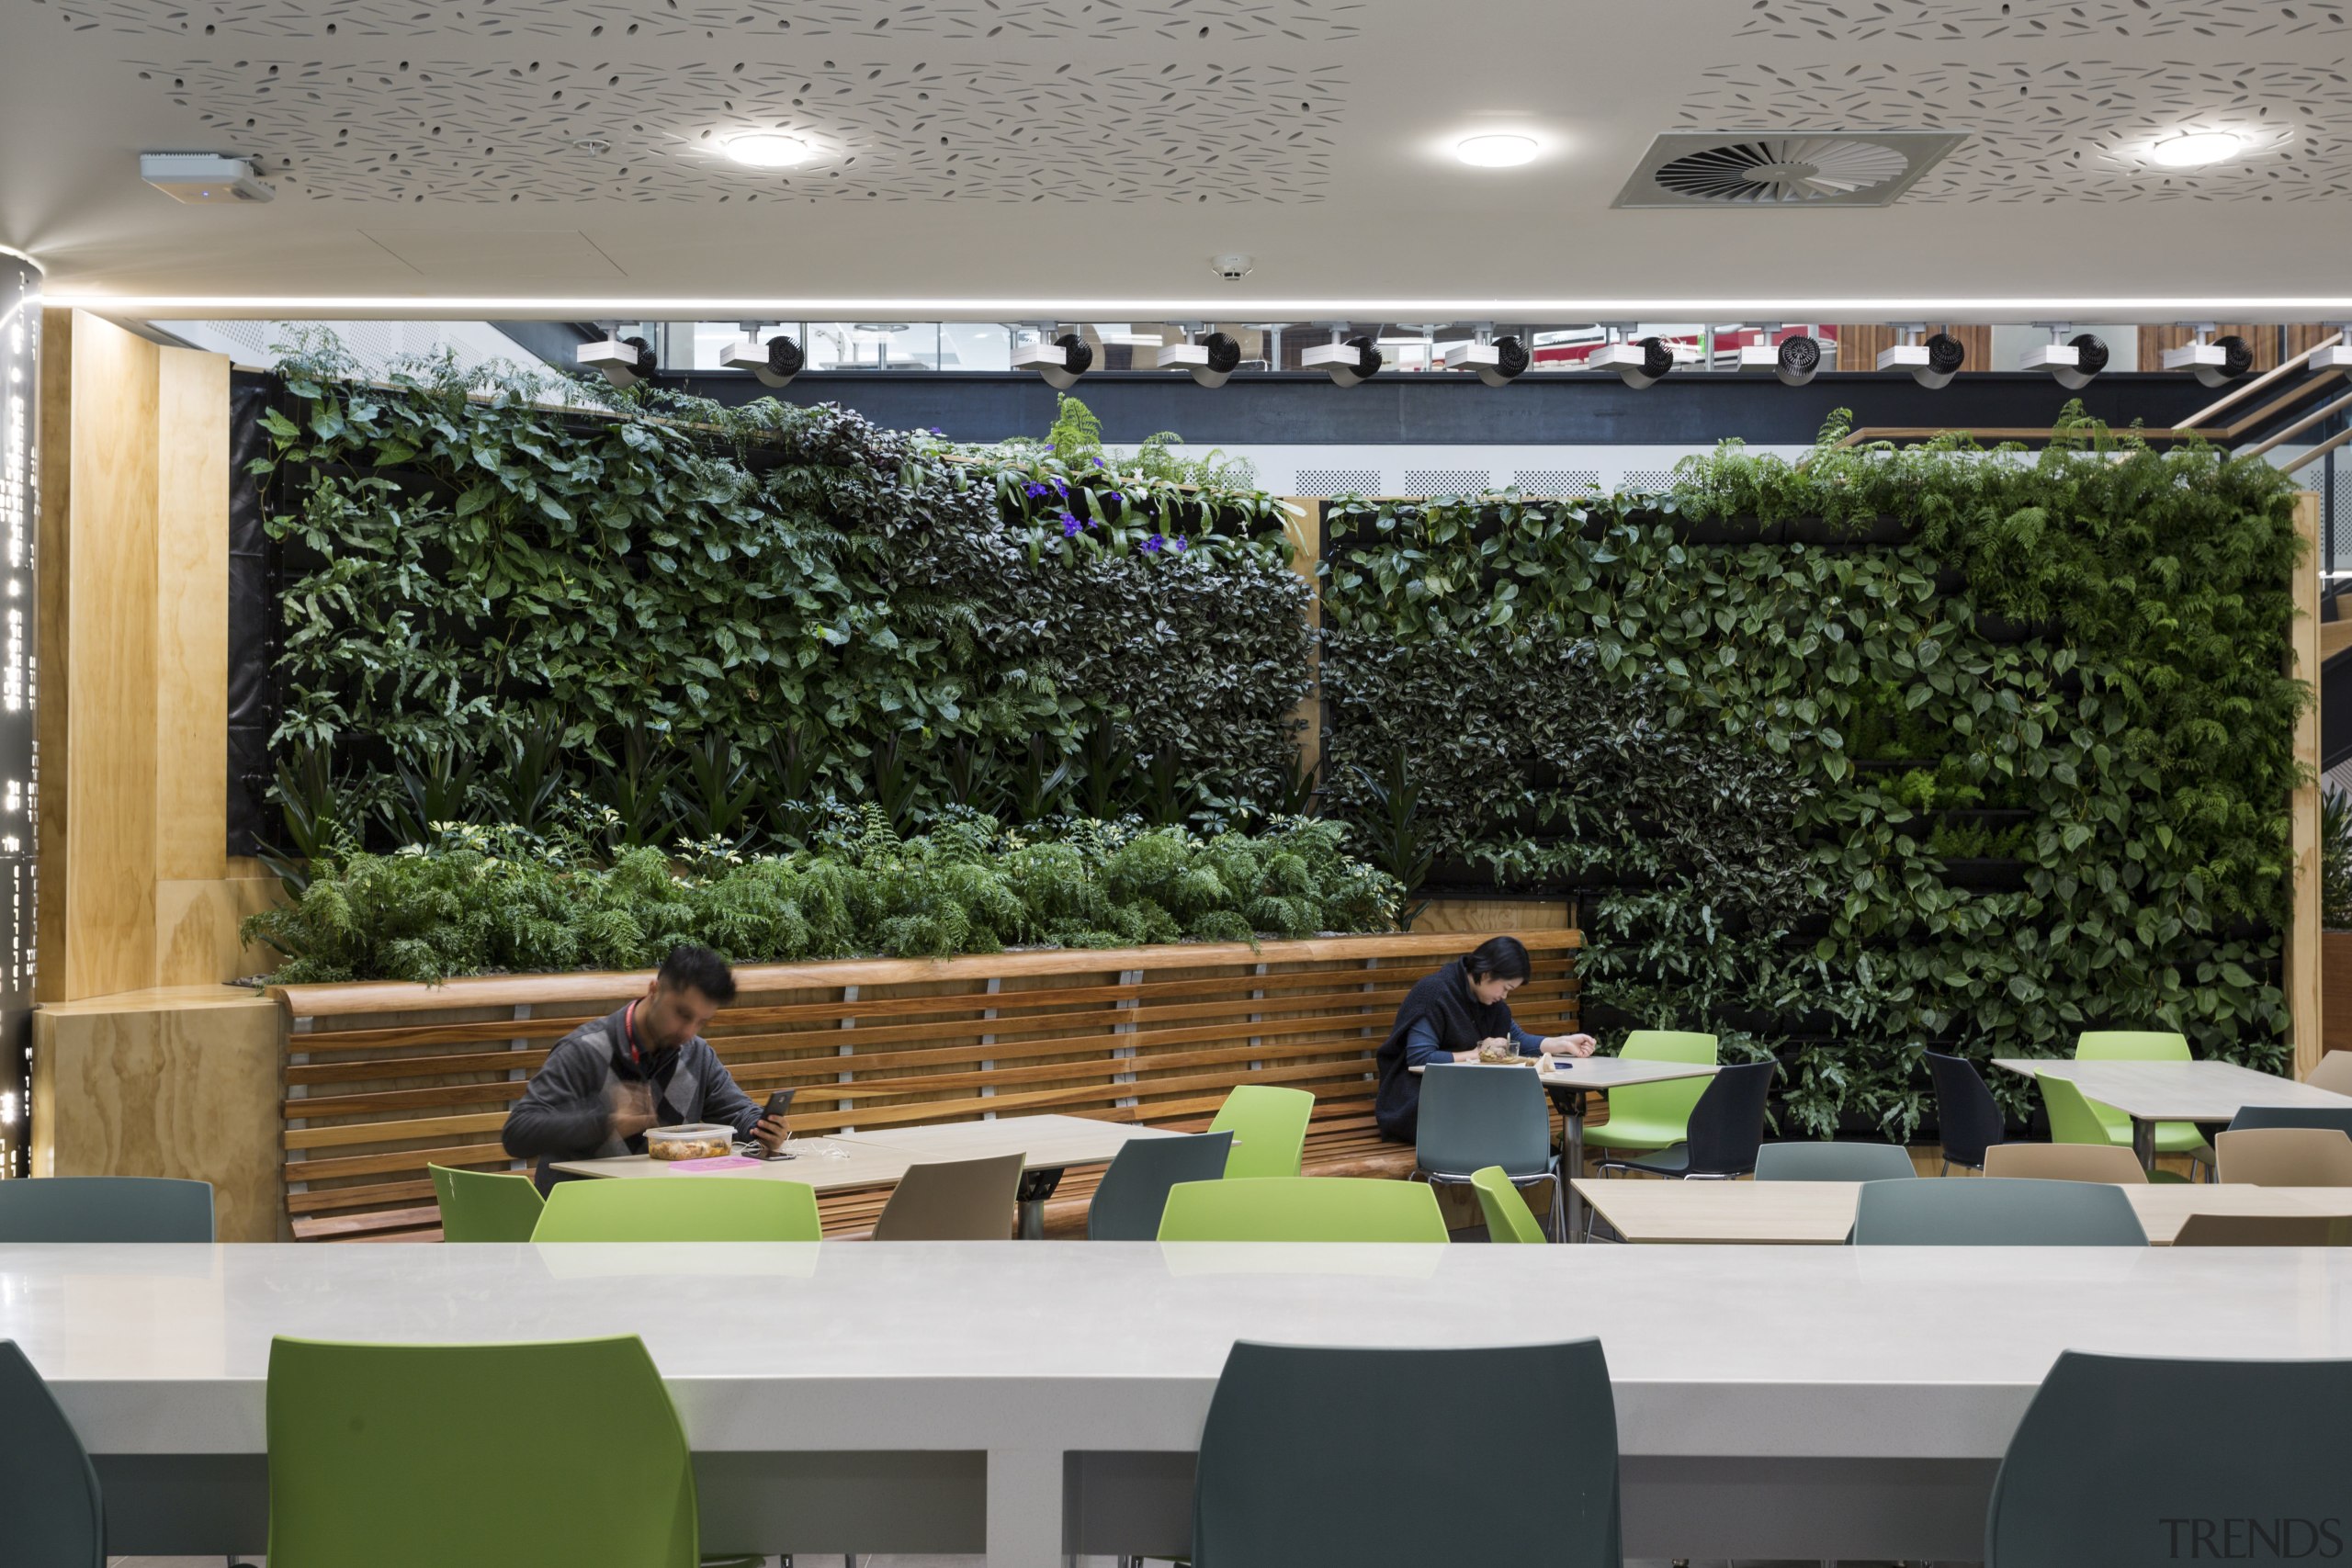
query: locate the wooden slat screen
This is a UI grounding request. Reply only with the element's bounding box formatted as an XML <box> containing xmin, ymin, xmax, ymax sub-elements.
<box><xmin>271</xmin><ymin>930</ymin><xmax>1581</xmax><ymax>1240</ymax></box>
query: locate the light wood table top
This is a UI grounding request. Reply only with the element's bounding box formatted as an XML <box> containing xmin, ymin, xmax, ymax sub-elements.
<box><xmin>1410</xmin><ymin>1057</ymin><xmax>1720</xmax><ymax>1090</ymax></box>
<box><xmin>830</xmin><ymin>1112</ymin><xmax>1184</xmax><ymax>1168</ymax></box>
<box><xmin>550</xmin><ymin>1135</ymin><xmax>920</xmax><ymax>1191</ymax></box>
<box><xmin>1988</xmin><ymin>1058</ymin><xmax>2352</xmax><ymax>1122</ymax></box>
<box><xmin>1571</xmin><ymin>1177</ymin><xmax>2352</xmax><ymax>1246</ymax></box>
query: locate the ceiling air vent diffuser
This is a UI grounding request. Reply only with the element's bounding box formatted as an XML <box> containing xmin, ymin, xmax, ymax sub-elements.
<box><xmin>1614</xmin><ymin>130</ymin><xmax>1964</xmax><ymax>209</ymax></box>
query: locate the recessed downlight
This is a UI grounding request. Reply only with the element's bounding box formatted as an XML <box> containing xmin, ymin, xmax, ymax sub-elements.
<box><xmin>1456</xmin><ymin>133</ymin><xmax>1540</xmax><ymax>168</ymax></box>
<box><xmin>723</xmin><ymin>132</ymin><xmax>814</xmax><ymax>169</ymax></box>
<box><xmin>2148</xmin><ymin>130</ymin><xmax>2246</xmax><ymax>168</ymax></box>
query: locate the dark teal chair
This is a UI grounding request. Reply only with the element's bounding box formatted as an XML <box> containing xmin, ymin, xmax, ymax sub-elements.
<box><xmin>1754</xmin><ymin>1141</ymin><xmax>1917</xmax><ymax>1182</ymax></box>
<box><xmin>1416</xmin><ymin>1065</ymin><xmax>1562</xmax><ymax>1240</ymax></box>
<box><xmin>0</xmin><ymin>1340</ymin><xmax>106</xmax><ymax>1566</ymax></box>
<box><xmin>1191</xmin><ymin>1339</ymin><xmax>1620</xmax><ymax>1568</ymax></box>
<box><xmin>1987</xmin><ymin>1350</ymin><xmax>2352</xmax><ymax>1567</ymax></box>
<box><xmin>1088</xmin><ymin>1132</ymin><xmax>1233</xmax><ymax>1241</ymax></box>
<box><xmin>1854</xmin><ymin>1177</ymin><xmax>2145</xmax><ymax>1247</ymax></box>
<box><xmin>0</xmin><ymin>1177</ymin><xmax>214</xmax><ymax>1242</ymax></box>
<box><xmin>2226</xmin><ymin>1105</ymin><xmax>2352</xmax><ymax>1138</ymax></box>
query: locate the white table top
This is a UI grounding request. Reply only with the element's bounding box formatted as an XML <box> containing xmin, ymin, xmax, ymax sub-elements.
<box><xmin>1410</xmin><ymin>1057</ymin><xmax>1721</xmax><ymax>1090</ymax></box>
<box><xmin>1989</xmin><ymin>1058</ymin><xmax>2352</xmax><ymax>1122</ymax></box>
<box><xmin>14</xmin><ymin>1241</ymin><xmax>2352</xmax><ymax>1465</ymax></box>
<box><xmin>1573</xmin><ymin>1177</ymin><xmax>2352</xmax><ymax>1245</ymax></box>
<box><xmin>552</xmin><ymin>1113</ymin><xmax>1182</xmax><ymax>1189</ymax></box>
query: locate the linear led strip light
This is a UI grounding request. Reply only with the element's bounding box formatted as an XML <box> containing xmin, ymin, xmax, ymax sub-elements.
<box><xmin>39</xmin><ymin>292</ymin><xmax>2352</xmax><ymax>323</ymax></box>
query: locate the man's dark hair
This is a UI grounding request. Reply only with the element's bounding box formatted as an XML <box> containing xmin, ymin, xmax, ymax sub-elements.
<box><xmin>1462</xmin><ymin>935</ymin><xmax>1532</xmax><ymax>984</ymax></box>
<box><xmin>658</xmin><ymin>943</ymin><xmax>738</xmax><ymax>1005</ymax></box>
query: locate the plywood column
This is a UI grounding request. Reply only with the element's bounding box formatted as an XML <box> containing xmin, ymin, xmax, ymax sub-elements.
<box><xmin>2291</xmin><ymin>491</ymin><xmax>2324</xmax><ymax>1077</ymax></box>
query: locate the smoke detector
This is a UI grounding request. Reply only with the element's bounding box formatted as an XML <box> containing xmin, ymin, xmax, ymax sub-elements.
<box><xmin>1614</xmin><ymin>131</ymin><xmax>1963</xmax><ymax>208</ymax></box>
<box><xmin>1209</xmin><ymin>253</ymin><xmax>1255</xmax><ymax>280</ymax></box>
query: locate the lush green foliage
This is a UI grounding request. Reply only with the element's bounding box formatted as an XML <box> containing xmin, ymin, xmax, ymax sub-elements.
<box><xmin>252</xmin><ymin>341</ymin><xmax>1305</xmax><ymax>850</ymax></box>
<box><xmin>243</xmin><ymin>811</ymin><xmax>1401</xmax><ymax>984</ymax></box>
<box><xmin>1319</xmin><ymin>411</ymin><xmax>2307</xmax><ymax>1137</ymax></box>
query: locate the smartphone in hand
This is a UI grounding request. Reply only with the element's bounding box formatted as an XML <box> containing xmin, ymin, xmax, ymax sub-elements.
<box><xmin>753</xmin><ymin>1088</ymin><xmax>797</xmax><ymax>1159</ymax></box>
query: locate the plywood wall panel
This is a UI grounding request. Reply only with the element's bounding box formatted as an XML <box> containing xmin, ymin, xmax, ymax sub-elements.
<box><xmin>154</xmin><ymin>349</ymin><xmax>230</xmax><ymax>889</ymax></box>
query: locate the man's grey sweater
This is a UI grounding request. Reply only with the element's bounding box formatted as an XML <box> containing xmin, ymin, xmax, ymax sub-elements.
<box><xmin>501</xmin><ymin>1006</ymin><xmax>763</xmax><ymax>1190</ymax></box>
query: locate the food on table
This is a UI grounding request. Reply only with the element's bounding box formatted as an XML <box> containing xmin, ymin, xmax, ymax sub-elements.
<box><xmin>1476</xmin><ymin>1037</ymin><xmax>1519</xmax><ymax>1064</ymax></box>
<box><xmin>646</xmin><ymin>1123</ymin><xmax>739</xmax><ymax>1161</ymax></box>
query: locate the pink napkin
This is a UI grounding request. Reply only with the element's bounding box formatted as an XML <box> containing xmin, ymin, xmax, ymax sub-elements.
<box><xmin>664</xmin><ymin>1155</ymin><xmax>762</xmax><ymax>1172</ymax></box>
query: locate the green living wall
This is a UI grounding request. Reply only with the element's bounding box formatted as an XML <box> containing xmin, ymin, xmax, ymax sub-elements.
<box><xmin>1318</xmin><ymin>412</ymin><xmax>2305</xmax><ymax>1136</ymax></box>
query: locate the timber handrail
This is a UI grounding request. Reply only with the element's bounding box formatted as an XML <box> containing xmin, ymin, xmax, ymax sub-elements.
<box><xmin>269</xmin><ymin>930</ymin><xmax>1580</xmax><ymax>1019</ymax></box>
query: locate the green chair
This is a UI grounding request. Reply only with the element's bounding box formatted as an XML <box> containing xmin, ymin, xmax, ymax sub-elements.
<box><xmin>266</xmin><ymin>1334</ymin><xmax>697</xmax><ymax>1568</ymax></box>
<box><xmin>1159</xmin><ymin>1178</ymin><xmax>1448</xmax><ymax>1242</ymax></box>
<box><xmin>1853</xmin><ymin>1177</ymin><xmax>2147</xmax><ymax>1246</ymax></box>
<box><xmin>1578</xmin><ymin>1031</ymin><xmax>1718</xmax><ymax>1163</ymax></box>
<box><xmin>1089</xmin><ymin>1132</ymin><xmax>1233</xmax><ymax>1240</ymax></box>
<box><xmin>531</xmin><ymin>1176</ymin><xmax>821</xmax><ymax>1242</ymax></box>
<box><xmin>0</xmin><ymin>1176</ymin><xmax>213</xmax><ymax>1242</ymax></box>
<box><xmin>2039</xmin><ymin>1069</ymin><xmax>2193</xmax><ymax>1184</ymax></box>
<box><xmin>1192</xmin><ymin>1338</ymin><xmax>1620</xmax><ymax>1568</ymax></box>
<box><xmin>1206</xmin><ymin>1084</ymin><xmax>1313</xmax><ymax>1179</ymax></box>
<box><xmin>0</xmin><ymin>1340</ymin><xmax>106</xmax><ymax>1567</ymax></box>
<box><xmin>1986</xmin><ymin>1350</ymin><xmax>2352</xmax><ymax>1568</ymax></box>
<box><xmin>1470</xmin><ymin>1166</ymin><xmax>1549</xmax><ymax>1243</ymax></box>
<box><xmin>2074</xmin><ymin>1032</ymin><xmax>2216</xmax><ymax>1178</ymax></box>
<box><xmin>430</xmin><ymin>1164</ymin><xmax>546</xmax><ymax>1243</ymax></box>
<box><xmin>1753</xmin><ymin>1141</ymin><xmax>1917</xmax><ymax>1181</ymax></box>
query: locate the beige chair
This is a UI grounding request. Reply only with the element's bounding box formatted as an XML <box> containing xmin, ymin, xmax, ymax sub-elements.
<box><xmin>870</xmin><ymin>1152</ymin><xmax>1025</xmax><ymax>1241</ymax></box>
<box><xmin>1981</xmin><ymin>1143</ymin><xmax>2149</xmax><ymax>1184</ymax></box>
<box><xmin>2173</xmin><ymin>1212</ymin><xmax>2352</xmax><ymax>1247</ymax></box>
<box><xmin>2215</xmin><ymin>1126</ymin><xmax>2352</xmax><ymax>1187</ymax></box>
<box><xmin>2306</xmin><ymin>1052</ymin><xmax>2352</xmax><ymax>1098</ymax></box>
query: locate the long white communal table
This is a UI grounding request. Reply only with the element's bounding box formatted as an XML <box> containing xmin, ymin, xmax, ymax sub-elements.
<box><xmin>9</xmin><ymin>1241</ymin><xmax>2352</xmax><ymax>1566</ymax></box>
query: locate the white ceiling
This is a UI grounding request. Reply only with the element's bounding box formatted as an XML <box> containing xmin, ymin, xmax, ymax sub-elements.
<box><xmin>6</xmin><ymin>0</ymin><xmax>2352</xmax><ymax>316</ymax></box>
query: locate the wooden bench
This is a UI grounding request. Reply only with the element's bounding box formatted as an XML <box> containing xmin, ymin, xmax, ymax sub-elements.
<box><xmin>270</xmin><ymin>929</ymin><xmax>1581</xmax><ymax>1240</ymax></box>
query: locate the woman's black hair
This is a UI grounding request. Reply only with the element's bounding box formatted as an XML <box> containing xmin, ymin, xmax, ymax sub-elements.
<box><xmin>1462</xmin><ymin>935</ymin><xmax>1532</xmax><ymax>984</ymax></box>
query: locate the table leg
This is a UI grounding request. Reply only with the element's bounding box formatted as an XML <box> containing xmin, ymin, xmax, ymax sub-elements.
<box><xmin>2132</xmin><ymin>1118</ymin><xmax>2157</xmax><ymax>1175</ymax></box>
<box><xmin>987</xmin><ymin>1447</ymin><xmax>1071</xmax><ymax>1568</ymax></box>
<box><xmin>1564</xmin><ymin>1093</ymin><xmax>1588</xmax><ymax>1244</ymax></box>
<box><xmin>1015</xmin><ymin>1167</ymin><xmax>1066</xmax><ymax>1241</ymax></box>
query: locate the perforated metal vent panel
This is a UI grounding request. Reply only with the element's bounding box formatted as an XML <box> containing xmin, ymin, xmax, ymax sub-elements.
<box><xmin>1740</xmin><ymin>1</ymin><xmax>2352</xmax><ymax>42</ymax></box>
<box><xmin>1402</xmin><ymin>470</ymin><xmax>1493</xmax><ymax>500</ymax></box>
<box><xmin>1510</xmin><ymin>469</ymin><xmax>1602</xmax><ymax>500</ymax></box>
<box><xmin>1291</xmin><ymin>468</ymin><xmax>1381</xmax><ymax>500</ymax></box>
<box><xmin>1616</xmin><ymin>469</ymin><xmax>1678</xmax><ymax>495</ymax></box>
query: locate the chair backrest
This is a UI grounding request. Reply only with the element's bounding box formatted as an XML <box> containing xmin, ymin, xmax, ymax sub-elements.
<box><xmin>1158</xmin><ymin>1178</ymin><xmax>1449</xmax><ymax>1242</ymax></box>
<box><xmin>266</xmin><ymin>1335</ymin><xmax>697</xmax><ymax>1568</ymax></box>
<box><xmin>2173</xmin><ymin>1212</ymin><xmax>2352</xmax><ymax>1247</ymax></box>
<box><xmin>2034</xmin><ymin>1071</ymin><xmax>2120</xmax><ymax>1147</ymax></box>
<box><xmin>531</xmin><ymin>1176</ymin><xmax>821</xmax><ymax>1241</ymax></box>
<box><xmin>2075</xmin><ymin>1030</ymin><xmax>2191</xmax><ymax>1062</ymax></box>
<box><xmin>1985</xmin><ymin>1350</ymin><xmax>2352</xmax><ymax>1568</ymax></box>
<box><xmin>1921</xmin><ymin>1049</ymin><xmax>2007</xmax><ymax>1167</ymax></box>
<box><xmin>1753</xmin><ymin>1141</ymin><xmax>1917</xmax><ymax>1182</ymax></box>
<box><xmin>1207</xmin><ymin>1085</ymin><xmax>1313</xmax><ymax>1179</ymax></box>
<box><xmin>1853</xmin><ymin>1178</ymin><xmax>2147</xmax><ymax>1246</ymax></box>
<box><xmin>871</xmin><ymin>1153</ymin><xmax>1024</xmax><ymax>1241</ymax></box>
<box><xmin>2227</xmin><ymin>1104</ymin><xmax>2352</xmax><ymax>1139</ymax></box>
<box><xmin>2305</xmin><ymin>1051</ymin><xmax>2352</xmax><ymax>1097</ymax></box>
<box><xmin>1088</xmin><ymin>1132</ymin><xmax>1234</xmax><ymax>1241</ymax></box>
<box><xmin>1193</xmin><ymin>1338</ymin><xmax>1619</xmax><ymax>1568</ymax></box>
<box><xmin>429</xmin><ymin>1165</ymin><xmax>546</xmax><ymax>1242</ymax></box>
<box><xmin>1619</xmin><ymin>1030</ymin><xmax>1719</xmax><ymax>1065</ymax></box>
<box><xmin>1470</xmin><ymin>1167</ymin><xmax>1548</xmax><ymax>1243</ymax></box>
<box><xmin>0</xmin><ymin>1177</ymin><xmax>214</xmax><ymax>1243</ymax></box>
<box><xmin>0</xmin><ymin>1340</ymin><xmax>106</xmax><ymax>1568</ymax></box>
<box><xmin>1983</xmin><ymin>1143</ymin><xmax>2149</xmax><ymax>1184</ymax></box>
<box><xmin>1416</xmin><ymin>1065</ymin><xmax>1553</xmax><ymax>1178</ymax></box>
<box><xmin>1681</xmin><ymin>1060</ymin><xmax>1776</xmax><ymax>1176</ymax></box>
<box><xmin>2216</xmin><ymin>1126</ymin><xmax>2352</xmax><ymax>1188</ymax></box>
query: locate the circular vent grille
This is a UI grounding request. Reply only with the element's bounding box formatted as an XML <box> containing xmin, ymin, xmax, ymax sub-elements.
<box><xmin>1651</xmin><ymin>136</ymin><xmax>1913</xmax><ymax>203</ymax></box>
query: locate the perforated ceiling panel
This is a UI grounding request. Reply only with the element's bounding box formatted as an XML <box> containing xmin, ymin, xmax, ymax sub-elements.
<box><xmin>47</xmin><ymin>0</ymin><xmax>1353</xmax><ymax>204</ymax></box>
<box><xmin>1739</xmin><ymin>1</ymin><xmax>2352</xmax><ymax>43</ymax></box>
<box><xmin>1678</xmin><ymin>59</ymin><xmax>2351</xmax><ymax>200</ymax></box>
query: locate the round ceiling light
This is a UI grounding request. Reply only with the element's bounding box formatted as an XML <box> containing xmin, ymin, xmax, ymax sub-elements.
<box><xmin>1455</xmin><ymin>133</ymin><xmax>1541</xmax><ymax>168</ymax></box>
<box><xmin>2147</xmin><ymin>130</ymin><xmax>2247</xmax><ymax>168</ymax></box>
<box><xmin>723</xmin><ymin>132</ymin><xmax>815</xmax><ymax>169</ymax></box>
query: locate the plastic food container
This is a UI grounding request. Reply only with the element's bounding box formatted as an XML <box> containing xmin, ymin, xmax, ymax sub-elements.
<box><xmin>1476</xmin><ymin>1039</ymin><xmax>1519</xmax><ymax>1064</ymax></box>
<box><xmin>646</xmin><ymin>1123</ymin><xmax>739</xmax><ymax>1161</ymax></box>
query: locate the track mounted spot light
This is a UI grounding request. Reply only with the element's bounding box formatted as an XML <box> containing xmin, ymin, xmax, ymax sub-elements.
<box><xmin>1442</xmin><ymin>329</ymin><xmax>1531</xmax><ymax>388</ymax></box>
<box><xmin>2312</xmin><ymin>323</ymin><xmax>2352</xmax><ymax>372</ymax></box>
<box><xmin>1013</xmin><ymin>329</ymin><xmax>1093</xmax><ymax>389</ymax></box>
<box><xmin>2018</xmin><ymin>324</ymin><xmax>2109</xmax><ymax>389</ymax></box>
<box><xmin>1302</xmin><ymin>328</ymin><xmax>1384</xmax><ymax>387</ymax></box>
<box><xmin>1877</xmin><ymin>324</ymin><xmax>1965</xmax><ymax>389</ymax></box>
<box><xmin>719</xmin><ymin>321</ymin><xmax>806</xmax><ymax>388</ymax></box>
<box><xmin>1587</xmin><ymin>329</ymin><xmax>1676</xmax><ymax>389</ymax></box>
<box><xmin>578</xmin><ymin>323</ymin><xmax>655</xmax><ymax>389</ymax></box>
<box><xmin>2162</xmin><ymin>324</ymin><xmax>2254</xmax><ymax>388</ymax></box>
<box><xmin>1157</xmin><ymin>326</ymin><xmax>1244</xmax><ymax>388</ymax></box>
<box><xmin>1739</xmin><ymin>327</ymin><xmax>1820</xmax><ymax>386</ymax></box>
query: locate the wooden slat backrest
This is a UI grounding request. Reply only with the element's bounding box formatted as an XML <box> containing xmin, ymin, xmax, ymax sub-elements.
<box><xmin>271</xmin><ymin>930</ymin><xmax>1580</xmax><ymax>1238</ymax></box>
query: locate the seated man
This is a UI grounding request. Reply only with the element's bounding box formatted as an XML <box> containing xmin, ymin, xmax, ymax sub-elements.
<box><xmin>503</xmin><ymin>942</ymin><xmax>786</xmax><ymax>1190</ymax></box>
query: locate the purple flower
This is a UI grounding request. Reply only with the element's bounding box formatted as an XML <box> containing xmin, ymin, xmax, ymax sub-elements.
<box><xmin>1060</xmin><ymin>513</ymin><xmax>1082</xmax><ymax>537</ymax></box>
<box><xmin>1104</xmin><ymin>491</ymin><xmax>1124</xmax><ymax>505</ymax></box>
<box><xmin>1044</xmin><ymin>443</ymin><xmax>1056</xmax><ymax>451</ymax></box>
<box><xmin>1091</xmin><ymin>456</ymin><xmax>1106</xmax><ymax>468</ymax></box>
<box><xmin>1023</xmin><ymin>481</ymin><xmax>1051</xmax><ymax>499</ymax></box>
<box><xmin>1142</xmin><ymin>533</ymin><xmax>1164</xmax><ymax>554</ymax></box>
<box><xmin>1172</xmin><ymin>536</ymin><xmax>1189</xmax><ymax>552</ymax></box>
<box><xmin>930</xmin><ymin>426</ymin><xmax>946</xmax><ymax>435</ymax></box>
<box><xmin>1052</xmin><ymin>479</ymin><xmax>1069</xmax><ymax>498</ymax></box>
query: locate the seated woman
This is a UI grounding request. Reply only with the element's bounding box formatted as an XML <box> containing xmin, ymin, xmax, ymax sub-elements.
<box><xmin>1374</xmin><ymin>935</ymin><xmax>1597</xmax><ymax>1142</ymax></box>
